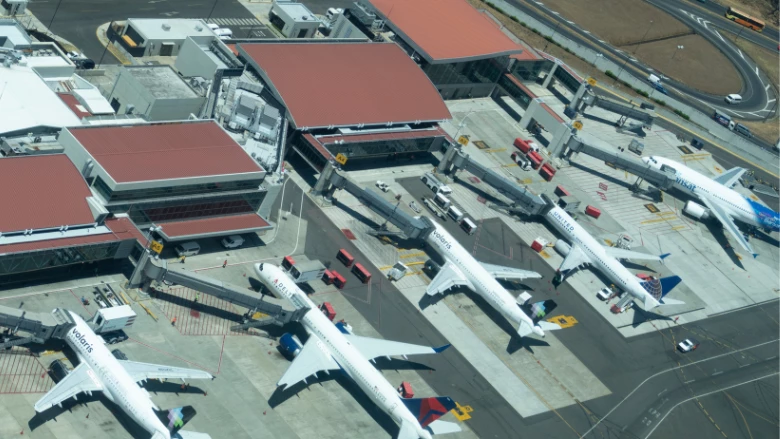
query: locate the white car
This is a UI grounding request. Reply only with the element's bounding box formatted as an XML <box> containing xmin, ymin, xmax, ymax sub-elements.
<box><xmin>596</xmin><ymin>288</ymin><xmax>612</xmax><ymax>301</ymax></box>
<box><xmin>677</xmin><ymin>338</ymin><xmax>700</xmax><ymax>353</ymax></box>
<box><xmin>206</xmin><ymin>23</ymin><xmax>220</xmax><ymax>31</ymax></box>
<box><xmin>221</xmin><ymin>235</ymin><xmax>245</xmax><ymax>249</ymax></box>
<box><xmin>725</xmin><ymin>94</ymin><xmax>742</xmax><ymax>105</ymax></box>
<box><xmin>409</xmin><ymin>201</ymin><xmax>422</xmax><ymax>213</ymax></box>
<box><xmin>375</xmin><ymin>181</ymin><xmax>389</xmax><ymax>192</ymax></box>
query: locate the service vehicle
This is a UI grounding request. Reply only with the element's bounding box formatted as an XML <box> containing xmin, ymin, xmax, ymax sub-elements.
<box><xmin>409</xmin><ymin>200</ymin><xmax>421</xmax><ymax>213</ymax></box>
<box><xmin>221</xmin><ymin>234</ymin><xmax>245</xmax><ymax>249</ymax></box>
<box><xmin>175</xmin><ymin>241</ymin><xmax>201</xmax><ymax>257</ymax></box>
<box><xmin>596</xmin><ymin>288</ymin><xmax>613</xmax><ymax>301</ymax></box>
<box><xmin>677</xmin><ymin>338</ymin><xmax>700</xmax><ymax>353</ymax></box>
<box><xmin>421</xmin><ymin>172</ymin><xmax>452</xmax><ymax>195</ymax></box>
<box><xmin>375</xmin><ymin>180</ymin><xmax>390</xmax><ymax>192</ymax></box>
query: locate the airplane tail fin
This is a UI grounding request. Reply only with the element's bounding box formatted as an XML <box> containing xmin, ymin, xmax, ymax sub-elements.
<box><xmin>640</xmin><ymin>276</ymin><xmax>684</xmax><ymax>309</ymax></box>
<box><xmin>401</xmin><ymin>396</ymin><xmax>457</xmax><ymax>428</ymax></box>
<box><xmin>155</xmin><ymin>406</ymin><xmax>197</xmax><ymax>435</ymax></box>
<box><xmin>519</xmin><ymin>300</ymin><xmax>558</xmax><ymax>325</ymax></box>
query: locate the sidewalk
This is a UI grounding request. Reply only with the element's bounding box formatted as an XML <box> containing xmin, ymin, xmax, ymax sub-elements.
<box><xmin>95</xmin><ymin>22</ymin><xmax>133</xmax><ymax>66</ymax></box>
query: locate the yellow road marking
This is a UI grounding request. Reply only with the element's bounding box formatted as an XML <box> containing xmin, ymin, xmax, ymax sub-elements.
<box><xmin>547</xmin><ymin>315</ymin><xmax>578</xmax><ymax>328</ymax></box>
<box><xmin>400</xmin><ymin>252</ymin><xmax>426</xmax><ymax>259</ymax></box>
<box><xmin>451</xmin><ymin>402</ymin><xmax>473</xmax><ymax>421</ymax></box>
<box><xmin>485</xmin><ymin>148</ymin><xmax>507</xmax><ymax>153</ymax></box>
<box><xmin>138</xmin><ymin>302</ymin><xmax>158</xmax><ymax>321</ymax></box>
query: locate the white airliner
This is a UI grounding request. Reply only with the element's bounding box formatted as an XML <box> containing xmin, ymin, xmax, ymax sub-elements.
<box><xmin>643</xmin><ymin>156</ymin><xmax>780</xmax><ymax>258</ymax></box>
<box><xmin>424</xmin><ymin>221</ymin><xmax>560</xmax><ymax>338</ymax></box>
<box><xmin>255</xmin><ymin>263</ymin><xmax>461</xmax><ymax>439</ymax></box>
<box><xmin>546</xmin><ymin>205</ymin><xmax>683</xmax><ymax>310</ymax></box>
<box><xmin>34</xmin><ymin>309</ymin><xmax>214</xmax><ymax>439</ymax></box>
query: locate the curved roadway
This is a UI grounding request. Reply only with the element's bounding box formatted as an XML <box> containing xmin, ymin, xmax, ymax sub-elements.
<box><xmin>504</xmin><ymin>0</ymin><xmax>777</xmax><ymax>122</ymax></box>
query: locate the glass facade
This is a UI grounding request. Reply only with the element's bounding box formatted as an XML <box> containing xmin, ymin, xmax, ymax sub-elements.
<box><xmin>553</xmin><ymin>65</ymin><xmax>582</xmax><ymax>93</ymax></box>
<box><xmin>326</xmin><ymin>137</ymin><xmax>435</xmax><ymax>159</ymax></box>
<box><xmin>511</xmin><ymin>59</ymin><xmax>548</xmax><ymax>82</ymax></box>
<box><xmin>93</xmin><ymin>177</ymin><xmax>264</xmax><ymax>203</ymax></box>
<box><xmin>0</xmin><ymin>242</ymin><xmax>122</xmax><ymax>276</ymax></box>
<box><xmin>421</xmin><ymin>57</ymin><xmax>509</xmax><ymax>87</ymax></box>
<box><xmin>498</xmin><ymin>74</ymin><xmax>533</xmax><ymax>110</ymax></box>
<box><xmin>112</xmin><ymin>192</ymin><xmax>266</xmax><ymax>226</ymax></box>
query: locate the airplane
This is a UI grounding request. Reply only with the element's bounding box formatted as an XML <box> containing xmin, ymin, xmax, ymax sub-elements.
<box><xmin>545</xmin><ymin>204</ymin><xmax>684</xmax><ymax>310</ymax></box>
<box><xmin>642</xmin><ymin>156</ymin><xmax>780</xmax><ymax>258</ymax></box>
<box><xmin>423</xmin><ymin>221</ymin><xmax>560</xmax><ymax>338</ymax></box>
<box><xmin>34</xmin><ymin>309</ymin><xmax>214</xmax><ymax>439</ymax></box>
<box><xmin>255</xmin><ymin>263</ymin><xmax>461</xmax><ymax>439</ymax></box>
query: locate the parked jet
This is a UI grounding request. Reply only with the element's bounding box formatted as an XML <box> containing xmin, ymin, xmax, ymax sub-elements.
<box><xmin>255</xmin><ymin>263</ymin><xmax>460</xmax><ymax>439</ymax></box>
<box><xmin>34</xmin><ymin>309</ymin><xmax>214</xmax><ymax>439</ymax></box>
<box><xmin>545</xmin><ymin>205</ymin><xmax>683</xmax><ymax>310</ymax></box>
<box><xmin>423</xmin><ymin>221</ymin><xmax>560</xmax><ymax>338</ymax></box>
<box><xmin>642</xmin><ymin>156</ymin><xmax>780</xmax><ymax>258</ymax></box>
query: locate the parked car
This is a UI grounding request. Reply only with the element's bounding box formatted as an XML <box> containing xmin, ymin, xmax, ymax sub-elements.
<box><xmin>409</xmin><ymin>201</ymin><xmax>421</xmax><ymax>213</ymax></box>
<box><xmin>677</xmin><ymin>338</ymin><xmax>700</xmax><ymax>353</ymax></box>
<box><xmin>596</xmin><ymin>288</ymin><xmax>612</xmax><ymax>301</ymax></box>
<box><xmin>221</xmin><ymin>235</ymin><xmax>245</xmax><ymax>249</ymax></box>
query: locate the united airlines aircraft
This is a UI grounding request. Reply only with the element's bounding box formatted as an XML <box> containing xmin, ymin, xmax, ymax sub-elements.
<box><xmin>255</xmin><ymin>263</ymin><xmax>460</xmax><ymax>439</ymax></box>
<box><xmin>546</xmin><ymin>205</ymin><xmax>683</xmax><ymax>310</ymax></box>
<box><xmin>34</xmin><ymin>309</ymin><xmax>214</xmax><ymax>439</ymax></box>
<box><xmin>643</xmin><ymin>156</ymin><xmax>779</xmax><ymax>258</ymax></box>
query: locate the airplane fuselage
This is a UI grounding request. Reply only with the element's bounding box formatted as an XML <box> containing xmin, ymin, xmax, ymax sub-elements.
<box><xmin>63</xmin><ymin>312</ymin><xmax>171</xmax><ymax>439</ymax></box>
<box><xmin>546</xmin><ymin>207</ymin><xmax>657</xmax><ymax>304</ymax></box>
<box><xmin>425</xmin><ymin>223</ymin><xmax>538</xmax><ymax>335</ymax></box>
<box><xmin>258</xmin><ymin>265</ymin><xmax>432</xmax><ymax>439</ymax></box>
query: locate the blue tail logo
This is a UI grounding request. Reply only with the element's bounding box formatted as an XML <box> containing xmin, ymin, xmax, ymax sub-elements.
<box><xmin>640</xmin><ymin>276</ymin><xmax>682</xmax><ymax>300</ymax></box>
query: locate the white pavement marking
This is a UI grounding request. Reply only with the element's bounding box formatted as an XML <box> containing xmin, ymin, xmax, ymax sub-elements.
<box><xmin>566</xmin><ymin>20</ymin><xmax>574</xmax><ymax>24</ymax></box>
<box><xmin>755</xmin><ymin>66</ymin><xmax>760</xmax><ymax>75</ymax></box>
<box><xmin>552</xmin><ymin>11</ymin><xmax>559</xmax><ymax>15</ymax></box>
<box><xmin>581</xmin><ymin>339</ymin><xmax>780</xmax><ymax>438</ymax></box>
<box><xmin>712</xmin><ymin>371</ymin><xmax>723</xmax><ymax>376</ymax></box>
<box><xmin>644</xmin><ymin>372</ymin><xmax>780</xmax><ymax>439</ymax></box>
<box><xmin>737</xmin><ymin>49</ymin><xmax>744</xmax><ymax>60</ymax></box>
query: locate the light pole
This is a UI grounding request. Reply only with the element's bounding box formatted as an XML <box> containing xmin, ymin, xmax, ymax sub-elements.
<box><xmin>48</xmin><ymin>0</ymin><xmax>65</xmax><ymax>31</ymax></box>
<box><xmin>452</xmin><ymin>110</ymin><xmax>478</xmax><ymax>143</ymax></box>
<box><xmin>206</xmin><ymin>0</ymin><xmax>219</xmax><ymax>21</ymax></box>
<box><xmin>544</xmin><ymin>21</ymin><xmax>561</xmax><ymax>51</ymax></box>
<box><xmin>614</xmin><ymin>20</ymin><xmax>653</xmax><ymax>84</ymax></box>
<box><xmin>671</xmin><ymin>45</ymin><xmax>684</xmax><ymax>60</ymax></box>
<box><xmin>634</xmin><ymin>20</ymin><xmax>654</xmax><ymax>56</ymax></box>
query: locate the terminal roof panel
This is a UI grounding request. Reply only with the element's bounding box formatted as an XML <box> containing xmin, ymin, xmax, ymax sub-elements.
<box><xmin>158</xmin><ymin>213</ymin><xmax>271</xmax><ymax>241</ymax></box>
<box><xmin>368</xmin><ymin>0</ymin><xmax>523</xmax><ymax>63</ymax></box>
<box><xmin>238</xmin><ymin>42</ymin><xmax>451</xmax><ymax>129</ymax></box>
<box><xmin>0</xmin><ymin>155</ymin><xmax>95</xmax><ymax>233</ymax></box>
<box><xmin>69</xmin><ymin>121</ymin><xmax>264</xmax><ymax>183</ymax></box>
<box><xmin>0</xmin><ymin>217</ymin><xmax>144</xmax><ymax>255</ymax></box>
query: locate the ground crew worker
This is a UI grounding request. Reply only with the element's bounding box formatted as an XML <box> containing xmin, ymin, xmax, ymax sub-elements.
<box><xmin>194</xmin><ymin>293</ymin><xmax>200</xmax><ymax>305</ymax></box>
<box><xmin>180</xmin><ymin>255</ymin><xmax>186</xmax><ymax>264</ymax></box>
<box><xmin>171</xmin><ymin>317</ymin><xmax>177</xmax><ymax>326</ymax></box>
<box><xmin>222</xmin><ymin>259</ymin><xmax>228</xmax><ymax>268</ymax></box>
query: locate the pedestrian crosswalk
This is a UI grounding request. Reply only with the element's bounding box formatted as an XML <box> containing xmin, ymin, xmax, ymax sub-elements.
<box><xmin>206</xmin><ymin>17</ymin><xmax>265</xmax><ymax>27</ymax></box>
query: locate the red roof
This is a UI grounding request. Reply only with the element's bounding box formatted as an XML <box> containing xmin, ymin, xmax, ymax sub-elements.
<box><xmin>0</xmin><ymin>155</ymin><xmax>96</xmax><ymax>232</ymax></box>
<box><xmin>0</xmin><ymin>217</ymin><xmax>143</xmax><ymax>256</ymax></box>
<box><xmin>57</xmin><ymin>93</ymin><xmax>92</xmax><ymax>119</ymax></box>
<box><xmin>369</xmin><ymin>0</ymin><xmax>522</xmax><ymax>62</ymax></box>
<box><xmin>68</xmin><ymin>121</ymin><xmax>264</xmax><ymax>183</ymax></box>
<box><xmin>159</xmin><ymin>213</ymin><xmax>271</xmax><ymax>240</ymax></box>
<box><xmin>238</xmin><ymin>43</ymin><xmax>451</xmax><ymax>129</ymax></box>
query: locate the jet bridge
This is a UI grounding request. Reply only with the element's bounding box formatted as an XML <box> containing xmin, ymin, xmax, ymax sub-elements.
<box><xmin>564</xmin><ymin>133</ymin><xmax>675</xmax><ymax>191</ymax></box>
<box><xmin>0</xmin><ymin>306</ymin><xmax>75</xmax><ymax>349</ymax></box>
<box><xmin>128</xmin><ymin>251</ymin><xmax>308</xmax><ymax>326</ymax></box>
<box><xmin>313</xmin><ymin>161</ymin><xmax>435</xmax><ymax>240</ymax></box>
<box><xmin>567</xmin><ymin>87</ymin><xmax>656</xmax><ymax>129</ymax></box>
<box><xmin>436</xmin><ymin>145</ymin><xmax>548</xmax><ymax>216</ymax></box>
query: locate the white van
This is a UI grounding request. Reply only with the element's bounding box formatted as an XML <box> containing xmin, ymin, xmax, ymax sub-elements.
<box><xmin>421</xmin><ymin>172</ymin><xmax>452</xmax><ymax>195</ymax></box>
<box><xmin>447</xmin><ymin>205</ymin><xmax>464</xmax><ymax>221</ymax></box>
<box><xmin>213</xmin><ymin>28</ymin><xmax>233</xmax><ymax>38</ymax></box>
<box><xmin>206</xmin><ymin>23</ymin><xmax>220</xmax><ymax>31</ymax></box>
<box><xmin>460</xmin><ymin>218</ymin><xmax>478</xmax><ymax>235</ymax></box>
<box><xmin>433</xmin><ymin>193</ymin><xmax>451</xmax><ymax>209</ymax></box>
<box><xmin>175</xmin><ymin>241</ymin><xmax>201</xmax><ymax>257</ymax></box>
<box><xmin>221</xmin><ymin>235</ymin><xmax>245</xmax><ymax>249</ymax></box>
<box><xmin>647</xmin><ymin>73</ymin><xmax>661</xmax><ymax>86</ymax></box>
<box><xmin>725</xmin><ymin>94</ymin><xmax>742</xmax><ymax>105</ymax></box>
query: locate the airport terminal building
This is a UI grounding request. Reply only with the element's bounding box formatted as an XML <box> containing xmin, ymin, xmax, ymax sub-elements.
<box><xmin>237</xmin><ymin>41</ymin><xmax>453</xmax><ymax>170</ymax></box>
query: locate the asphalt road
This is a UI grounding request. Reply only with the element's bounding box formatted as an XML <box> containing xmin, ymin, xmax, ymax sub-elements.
<box><xmin>281</xmin><ymin>161</ymin><xmax>780</xmax><ymax>439</ymax></box>
<box><xmin>27</xmin><ymin>0</ymin><xmax>255</xmax><ymax>62</ymax></box>
<box><xmin>503</xmin><ymin>0</ymin><xmax>776</xmax><ymax>121</ymax></box>
<box><xmin>674</xmin><ymin>0</ymin><xmax>780</xmax><ymax>50</ymax></box>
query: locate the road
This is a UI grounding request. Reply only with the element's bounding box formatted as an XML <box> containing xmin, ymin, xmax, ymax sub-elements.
<box><xmin>501</xmin><ymin>0</ymin><xmax>776</xmax><ymax>122</ymax></box>
<box><xmin>673</xmin><ymin>0</ymin><xmax>780</xmax><ymax>50</ymax></box>
<box><xmin>281</xmin><ymin>161</ymin><xmax>780</xmax><ymax>439</ymax></box>
<box><xmin>27</xmin><ymin>0</ymin><xmax>255</xmax><ymax>63</ymax></box>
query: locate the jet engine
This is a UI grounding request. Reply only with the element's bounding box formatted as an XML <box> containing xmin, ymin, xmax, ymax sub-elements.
<box><xmin>554</xmin><ymin>240</ymin><xmax>572</xmax><ymax>256</ymax></box>
<box><xmin>279</xmin><ymin>333</ymin><xmax>303</xmax><ymax>358</ymax></box>
<box><xmin>683</xmin><ymin>201</ymin><xmax>710</xmax><ymax>220</ymax></box>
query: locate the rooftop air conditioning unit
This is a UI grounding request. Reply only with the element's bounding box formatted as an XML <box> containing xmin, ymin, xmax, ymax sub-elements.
<box><xmin>162</xmin><ymin>23</ymin><xmax>171</xmax><ymax>31</ymax></box>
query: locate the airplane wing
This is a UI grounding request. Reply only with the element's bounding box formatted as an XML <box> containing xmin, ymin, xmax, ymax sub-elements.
<box><xmin>478</xmin><ymin>261</ymin><xmax>542</xmax><ymax>281</ymax></box>
<box><xmin>602</xmin><ymin>246</ymin><xmax>669</xmax><ymax>262</ymax></box>
<box><xmin>118</xmin><ymin>360</ymin><xmax>214</xmax><ymax>383</ymax></box>
<box><xmin>425</xmin><ymin>261</ymin><xmax>473</xmax><ymax>296</ymax></box>
<box><xmin>344</xmin><ymin>334</ymin><xmax>448</xmax><ymax>360</ymax></box>
<box><xmin>278</xmin><ymin>337</ymin><xmax>340</xmax><ymax>389</ymax></box>
<box><xmin>558</xmin><ymin>244</ymin><xmax>591</xmax><ymax>276</ymax></box>
<box><xmin>699</xmin><ymin>195</ymin><xmax>757</xmax><ymax>257</ymax></box>
<box><xmin>712</xmin><ymin>167</ymin><xmax>746</xmax><ymax>188</ymax></box>
<box><xmin>34</xmin><ymin>363</ymin><xmax>103</xmax><ymax>412</ymax></box>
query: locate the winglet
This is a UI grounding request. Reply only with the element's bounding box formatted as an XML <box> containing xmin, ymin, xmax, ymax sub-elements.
<box><xmin>432</xmin><ymin>344</ymin><xmax>451</xmax><ymax>354</ymax></box>
<box><xmin>753</xmin><ymin>253</ymin><xmax>759</xmax><ymax>259</ymax></box>
<box><xmin>659</xmin><ymin>253</ymin><xmax>670</xmax><ymax>260</ymax></box>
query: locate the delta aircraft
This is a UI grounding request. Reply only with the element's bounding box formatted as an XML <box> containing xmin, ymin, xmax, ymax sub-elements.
<box><xmin>255</xmin><ymin>263</ymin><xmax>461</xmax><ymax>439</ymax></box>
<box><xmin>643</xmin><ymin>156</ymin><xmax>780</xmax><ymax>258</ymax></box>
<box><xmin>545</xmin><ymin>204</ymin><xmax>684</xmax><ymax>310</ymax></box>
<box><xmin>423</xmin><ymin>221</ymin><xmax>560</xmax><ymax>338</ymax></box>
<box><xmin>34</xmin><ymin>309</ymin><xmax>214</xmax><ymax>439</ymax></box>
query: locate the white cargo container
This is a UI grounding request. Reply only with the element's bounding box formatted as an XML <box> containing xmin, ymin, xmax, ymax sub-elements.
<box><xmin>92</xmin><ymin>305</ymin><xmax>137</xmax><ymax>333</ymax></box>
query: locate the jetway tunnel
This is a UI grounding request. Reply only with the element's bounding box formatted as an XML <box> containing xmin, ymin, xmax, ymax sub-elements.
<box><xmin>0</xmin><ymin>307</ymin><xmax>76</xmax><ymax>349</ymax></box>
<box><xmin>128</xmin><ymin>251</ymin><xmax>309</xmax><ymax>326</ymax></box>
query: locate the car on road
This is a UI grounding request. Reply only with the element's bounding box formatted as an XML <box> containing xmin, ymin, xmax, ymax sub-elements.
<box><xmin>596</xmin><ymin>288</ymin><xmax>613</xmax><ymax>300</ymax></box>
<box><xmin>409</xmin><ymin>201</ymin><xmax>421</xmax><ymax>213</ymax></box>
<box><xmin>677</xmin><ymin>338</ymin><xmax>700</xmax><ymax>353</ymax></box>
<box><xmin>654</xmin><ymin>83</ymin><xmax>668</xmax><ymax>95</ymax></box>
<box><xmin>725</xmin><ymin>94</ymin><xmax>742</xmax><ymax>105</ymax></box>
